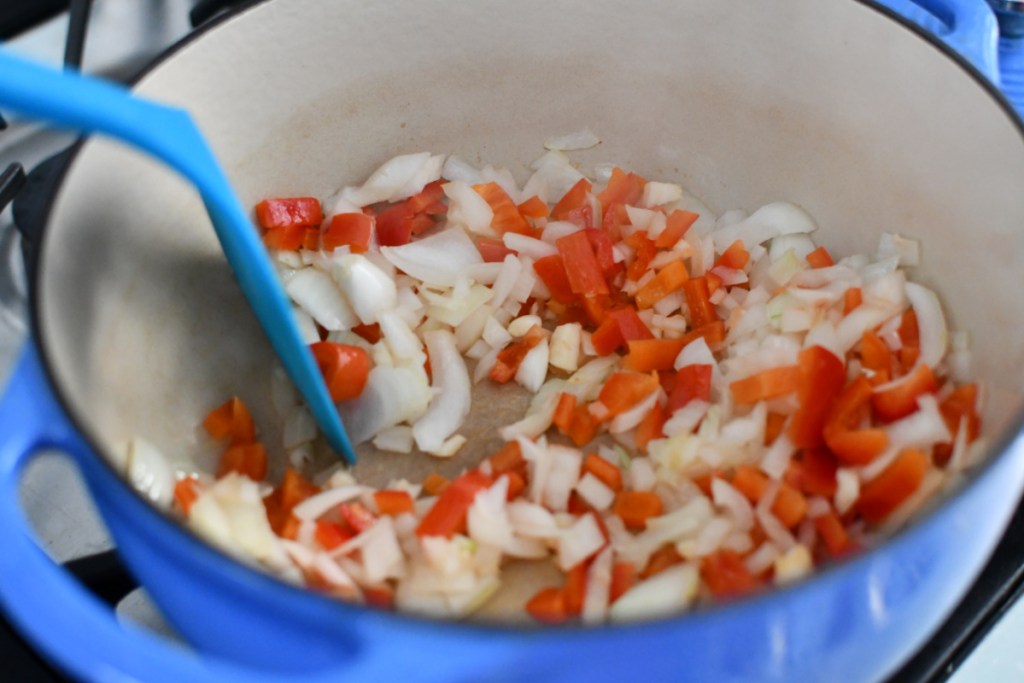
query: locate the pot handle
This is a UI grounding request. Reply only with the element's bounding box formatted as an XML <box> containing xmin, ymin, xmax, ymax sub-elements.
<box><xmin>878</xmin><ymin>0</ymin><xmax>1001</xmax><ymax>83</ymax></box>
<box><xmin>0</xmin><ymin>344</ymin><xmax>398</xmax><ymax>683</ymax></box>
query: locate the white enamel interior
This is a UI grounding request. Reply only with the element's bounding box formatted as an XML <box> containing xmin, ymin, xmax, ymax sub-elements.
<box><xmin>36</xmin><ymin>0</ymin><xmax>1024</xmax><ymax>543</ymax></box>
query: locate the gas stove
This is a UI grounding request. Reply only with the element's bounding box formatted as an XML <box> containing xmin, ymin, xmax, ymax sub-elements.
<box><xmin>1</xmin><ymin>1</ymin><xmax>1023</xmax><ymax>681</ymax></box>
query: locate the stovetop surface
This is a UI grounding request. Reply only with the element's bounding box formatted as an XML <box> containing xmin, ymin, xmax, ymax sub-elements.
<box><xmin>2</xmin><ymin>2</ymin><xmax>1024</xmax><ymax>682</ymax></box>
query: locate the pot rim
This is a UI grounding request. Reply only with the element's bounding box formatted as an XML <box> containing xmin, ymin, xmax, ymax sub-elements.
<box><xmin>23</xmin><ymin>0</ymin><xmax>1024</xmax><ymax>636</ymax></box>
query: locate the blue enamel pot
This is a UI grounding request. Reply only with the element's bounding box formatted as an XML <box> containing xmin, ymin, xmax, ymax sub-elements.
<box><xmin>2</xmin><ymin>0</ymin><xmax>1023</xmax><ymax>681</ymax></box>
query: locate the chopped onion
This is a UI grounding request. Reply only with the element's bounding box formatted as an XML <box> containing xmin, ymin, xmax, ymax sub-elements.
<box><xmin>381</xmin><ymin>228</ymin><xmax>483</xmax><ymax>287</ymax></box>
<box><xmin>285</xmin><ymin>268</ymin><xmax>357</xmax><ymax>331</ymax></box>
<box><xmin>642</xmin><ymin>181</ymin><xmax>683</xmax><ymax>208</ymax></box>
<box><xmin>549</xmin><ymin>323</ymin><xmax>582</xmax><ymax>372</ymax></box>
<box><xmin>515</xmin><ymin>339</ymin><xmax>550</xmax><ymax>393</ymax></box>
<box><xmin>905</xmin><ymin>282</ymin><xmax>947</xmax><ymax>369</ymax></box>
<box><xmin>372</xmin><ymin>426</ymin><xmax>414</xmax><ymax>453</ymax></box>
<box><xmin>122</xmin><ymin>438</ymin><xmax>173</xmax><ymax>509</ymax></box>
<box><xmin>581</xmin><ymin>546</ymin><xmax>613</xmax><ymax>624</ymax></box>
<box><xmin>557</xmin><ymin>513</ymin><xmax>605</xmax><ymax>570</ymax></box>
<box><xmin>609</xmin><ymin>563</ymin><xmax>699</xmax><ymax>622</ymax></box>
<box><xmin>503</xmin><ymin>232</ymin><xmax>558</xmax><ymax>260</ymax></box>
<box><xmin>543</xmin><ymin>445</ymin><xmax>583</xmax><ymax>511</ymax></box>
<box><xmin>712</xmin><ymin>201</ymin><xmax>817</xmax><ymax>252</ymax></box>
<box><xmin>412</xmin><ymin>330</ymin><xmax>471</xmax><ymax>453</ymax></box>
<box><xmin>331</xmin><ymin>253</ymin><xmax>397</xmax><ymax>325</ymax></box>
<box><xmin>340</xmin><ymin>152</ymin><xmax>442</xmax><ymax>207</ymax></box>
<box><xmin>522</xmin><ymin>150</ymin><xmax>585</xmax><ymax>204</ymax></box>
<box><xmin>339</xmin><ymin>366</ymin><xmax>432</xmax><ymax>444</ymax></box>
<box><xmin>544</xmin><ymin>128</ymin><xmax>601</xmax><ymax>151</ymax></box>
<box><xmin>712</xmin><ymin>478</ymin><xmax>754</xmax><ymax>531</ymax></box>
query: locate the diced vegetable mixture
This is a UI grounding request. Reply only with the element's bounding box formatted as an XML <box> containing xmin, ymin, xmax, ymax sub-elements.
<box><xmin>143</xmin><ymin>142</ymin><xmax>984</xmax><ymax>624</ymax></box>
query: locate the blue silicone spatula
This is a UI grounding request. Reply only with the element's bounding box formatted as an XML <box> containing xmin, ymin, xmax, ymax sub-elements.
<box><xmin>0</xmin><ymin>50</ymin><xmax>357</xmax><ymax>464</ymax></box>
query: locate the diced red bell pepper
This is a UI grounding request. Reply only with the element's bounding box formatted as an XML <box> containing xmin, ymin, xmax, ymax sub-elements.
<box><xmin>716</xmin><ymin>240</ymin><xmax>750</xmax><ymax>270</ymax></box>
<box><xmin>262</xmin><ymin>224</ymin><xmax>308</xmax><ymax>251</ymax></box>
<box><xmin>517</xmin><ymin>195</ymin><xmax>549</xmax><ymax>219</ymax></box>
<box><xmin>806</xmin><ymin>245</ymin><xmax>834</xmax><ymax>268</ymax></box>
<box><xmin>477</xmin><ymin>237</ymin><xmax>516</xmax><ymax>263</ymax></box>
<box><xmin>635</xmin><ymin>260</ymin><xmax>689</xmax><ymax>309</ymax></box>
<box><xmin>871</xmin><ymin>363</ymin><xmax>938</xmax><ymax>423</ymax></box>
<box><xmin>625</xmin><ymin>232</ymin><xmax>657</xmax><ymax>282</ymax></box>
<box><xmin>256</xmin><ymin>197</ymin><xmax>323</xmax><ymax>230</ymax></box>
<box><xmin>655</xmin><ymin>210</ymin><xmax>699</xmax><ymax>249</ymax></box>
<box><xmin>597</xmin><ymin>371</ymin><xmax>660</xmax><ymax>417</ymax></box>
<box><xmin>551</xmin><ymin>178</ymin><xmax>593</xmax><ymax>220</ymax></box>
<box><xmin>322</xmin><ymin>213</ymin><xmax>373</xmax><ymax>252</ymax></box>
<box><xmin>533</xmin><ymin>254</ymin><xmax>576</xmax><ymax>304</ymax></box>
<box><xmin>857</xmin><ymin>448</ymin><xmax>927</xmax><ymax>523</ymax></box>
<box><xmin>556</xmin><ymin>230</ymin><xmax>609</xmax><ymax>296</ymax></box>
<box><xmin>787</xmin><ymin>345</ymin><xmax>846</xmax><ymax>449</ymax></box>
<box><xmin>203</xmin><ymin>396</ymin><xmax>257</xmax><ymax>444</ymax></box>
<box><xmin>682</xmin><ymin>276</ymin><xmax>718</xmax><ymax>327</ymax></box>
<box><xmin>217</xmin><ymin>442</ymin><xmax>268</xmax><ymax>481</ymax></box>
<box><xmin>586</xmin><ymin>229</ymin><xmax>621</xmax><ymax>279</ymax></box>
<box><xmin>700</xmin><ymin>550</ymin><xmax>759</xmax><ymax>599</ymax></box>
<box><xmin>596</xmin><ymin>167</ymin><xmax>646</xmax><ymax>212</ymax></box>
<box><xmin>310</xmin><ymin>341</ymin><xmax>371</xmax><ymax>402</ymax></box>
<box><xmin>473</xmin><ymin>182</ymin><xmax>531</xmax><ymax>235</ymax></box>
<box><xmin>416</xmin><ymin>470</ymin><xmax>493</xmax><ymax>538</ymax></box>
<box><xmin>730</xmin><ymin>365</ymin><xmax>800</xmax><ymax>404</ymax></box>
<box><xmin>667</xmin><ymin>363</ymin><xmax>713</xmax><ymax>412</ymax></box>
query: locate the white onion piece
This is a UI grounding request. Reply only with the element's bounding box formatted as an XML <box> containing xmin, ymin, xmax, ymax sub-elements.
<box><xmin>675</xmin><ymin>337</ymin><xmax>716</xmax><ymax>370</ymax></box>
<box><xmin>836</xmin><ymin>305</ymin><xmax>900</xmax><ymax>355</ymax></box>
<box><xmin>582</xmin><ymin>546</ymin><xmax>613</xmax><ymax>625</ymax></box>
<box><xmin>412</xmin><ymin>330</ymin><xmax>471</xmax><ymax>453</ymax></box>
<box><xmin>712</xmin><ymin>478</ymin><xmax>755</xmax><ymax>531</ymax></box>
<box><xmin>549</xmin><ymin>323</ymin><xmax>582</xmax><ymax>372</ymax></box>
<box><xmin>482</xmin><ymin>316</ymin><xmax>513</xmax><ymax>349</ymax></box>
<box><xmin>356</xmin><ymin>518</ymin><xmax>405</xmax><ymax>584</ymax></box>
<box><xmin>774</xmin><ymin>544</ymin><xmax>813</xmax><ymax>585</ymax></box>
<box><xmin>340</xmin><ymin>152</ymin><xmax>440</xmax><ymax>207</ymax></box>
<box><xmin>122</xmin><ymin>438</ymin><xmax>174</xmax><ymax>509</ymax></box>
<box><xmin>522</xmin><ymin>150</ymin><xmax>586</xmax><ymax>204</ymax></box>
<box><xmin>372</xmin><ymin>426</ymin><xmax>414</xmax><ymax>453</ymax></box>
<box><xmin>339</xmin><ymin>366</ymin><xmax>432</xmax><ymax>444</ymax></box>
<box><xmin>877</xmin><ymin>233</ymin><xmax>920</xmax><ymax>267</ymax></box>
<box><xmin>332</xmin><ymin>254</ymin><xmax>397</xmax><ymax>325</ymax></box>
<box><xmin>544</xmin><ymin>128</ymin><xmax>601</xmax><ymax>151</ymax></box>
<box><xmin>690</xmin><ymin>516</ymin><xmax>734</xmax><ymax>557</ymax></box>
<box><xmin>293</xmin><ymin>484</ymin><xmax>371</xmax><ymax>521</ymax></box>
<box><xmin>642</xmin><ymin>181</ymin><xmax>683</xmax><ymax>208</ymax></box>
<box><xmin>188</xmin><ymin>474</ymin><xmax>292</xmax><ymax>571</ymax></box>
<box><xmin>291</xmin><ymin>307</ymin><xmax>322</xmax><ymax>345</ymax></box>
<box><xmin>761</xmin><ymin>432</ymin><xmax>796</xmax><ymax>480</ymax></box>
<box><xmin>835</xmin><ymin>469</ymin><xmax>860</xmax><ymax>514</ymax></box>
<box><xmin>769</xmin><ymin>234</ymin><xmax>817</xmax><ymax>262</ymax></box>
<box><xmin>625</xmin><ymin>206</ymin><xmax>658</xmax><ymax>232</ymax></box>
<box><xmin>508</xmin><ymin>315</ymin><xmax>542</xmax><ymax>337</ymax></box>
<box><xmin>905</xmin><ymin>282</ymin><xmax>947</xmax><ymax>369</ymax></box>
<box><xmin>881</xmin><ymin>394</ymin><xmax>951</xmax><ymax>453</ymax></box>
<box><xmin>444</xmin><ymin>180</ymin><xmax>495</xmax><ymax>236</ymax></box>
<box><xmin>712</xmin><ymin>202</ymin><xmax>817</xmax><ymax>252</ymax></box>
<box><xmin>540</xmin><ymin>220</ymin><xmax>582</xmax><ymax>244</ymax></box>
<box><xmin>378</xmin><ymin>310</ymin><xmax>425</xmax><ymax>363</ymax></box>
<box><xmin>563</xmin><ymin>356</ymin><xmax>618</xmax><ymax>401</ymax></box>
<box><xmin>507</xmin><ymin>500</ymin><xmax>560</xmax><ymax>540</ymax></box>
<box><xmin>662</xmin><ymin>399</ymin><xmax>709</xmax><ymax>437</ymax></box>
<box><xmin>627</xmin><ymin>456</ymin><xmax>658</xmax><ymax>492</ymax></box>
<box><xmin>490</xmin><ymin>254</ymin><xmax>523</xmax><ymax>309</ymax></box>
<box><xmin>479</xmin><ymin>164</ymin><xmax>522</xmax><ymax>204</ymax></box>
<box><xmin>285</xmin><ymin>268</ymin><xmax>357</xmax><ymax>331</ymax></box>
<box><xmin>498</xmin><ymin>378</ymin><xmax>564</xmax><ymax>440</ymax></box>
<box><xmin>558</xmin><ymin>513</ymin><xmax>605</xmax><ymax>571</ymax></box>
<box><xmin>543</xmin><ymin>445</ymin><xmax>583</xmax><ymax>512</ymax></box>
<box><xmin>441</xmin><ymin>155</ymin><xmax>484</xmax><ymax>185</ymax></box>
<box><xmin>467</xmin><ymin>477</ymin><xmax>514</xmax><ymax>549</ymax></box>
<box><xmin>515</xmin><ymin>339</ymin><xmax>550</xmax><ymax>393</ymax></box>
<box><xmin>381</xmin><ymin>228</ymin><xmax>483</xmax><ymax>287</ymax></box>
<box><xmin>575</xmin><ymin>473</ymin><xmax>616</xmax><ymax>511</ymax></box>
<box><xmin>503</xmin><ymin>232</ymin><xmax>558</xmax><ymax>260</ymax></box>
<box><xmin>609</xmin><ymin>563</ymin><xmax>699</xmax><ymax>622</ymax></box>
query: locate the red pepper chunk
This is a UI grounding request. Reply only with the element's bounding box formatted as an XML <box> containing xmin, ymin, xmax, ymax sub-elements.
<box><xmin>477</xmin><ymin>238</ymin><xmax>516</xmax><ymax>263</ymax></box>
<box><xmin>262</xmin><ymin>224</ymin><xmax>308</xmax><ymax>251</ymax></box>
<box><xmin>310</xmin><ymin>341</ymin><xmax>371</xmax><ymax>402</ymax></box>
<box><xmin>556</xmin><ymin>230</ymin><xmax>609</xmax><ymax>296</ymax></box>
<box><xmin>586</xmin><ymin>229</ymin><xmax>621</xmax><ymax>279</ymax></box>
<box><xmin>857</xmin><ymin>448</ymin><xmax>928</xmax><ymax>523</ymax></box>
<box><xmin>416</xmin><ymin>470</ymin><xmax>493</xmax><ymax>538</ymax></box>
<box><xmin>322</xmin><ymin>213</ymin><xmax>373</xmax><ymax>253</ymax></box>
<box><xmin>473</xmin><ymin>182</ymin><xmax>531</xmax><ymax>235</ymax></box>
<box><xmin>682</xmin><ymin>276</ymin><xmax>718</xmax><ymax>326</ymax></box>
<box><xmin>596</xmin><ymin>168</ymin><xmax>646</xmax><ymax>212</ymax></box>
<box><xmin>787</xmin><ymin>345</ymin><xmax>846</xmax><ymax>449</ymax></box>
<box><xmin>700</xmin><ymin>550</ymin><xmax>759</xmax><ymax>599</ymax></box>
<box><xmin>256</xmin><ymin>197</ymin><xmax>323</xmax><ymax>230</ymax></box>
<box><xmin>872</xmin><ymin>362</ymin><xmax>938</xmax><ymax>423</ymax></box>
<box><xmin>533</xmin><ymin>254</ymin><xmax>576</xmax><ymax>304</ymax></box>
<box><xmin>667</xmin><ymin>364</ymin><xmax>713</xmax><ymax>412</ymax></box>
<box><xmin>655</xmin><ymin>210</ymin><xmax>699</xmax><ymax>249</ymax></box>
<box><xmin>597</xmin><ymin>371</ymin><xmax>660</xmax><ymax>417</ymax></box>
<box><xmin>551</xmin><ymin>178</ymin><xmax>593</xmax><ymax>220</ymax></box>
